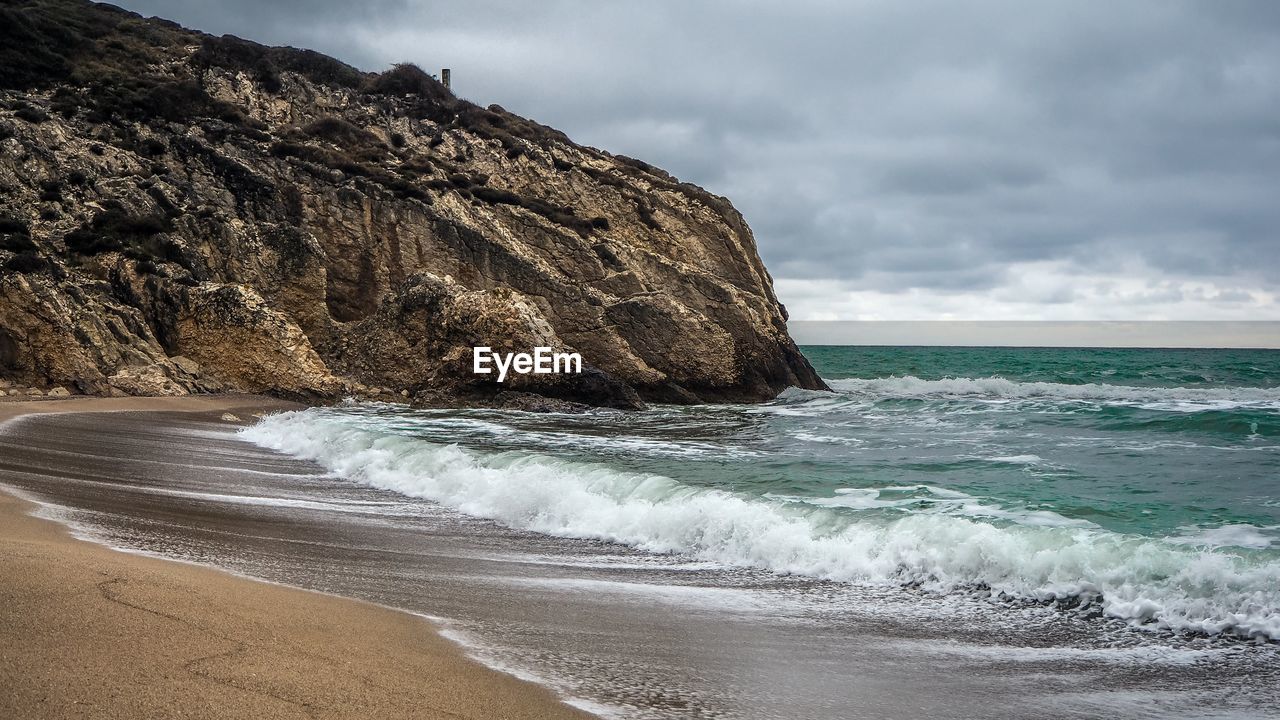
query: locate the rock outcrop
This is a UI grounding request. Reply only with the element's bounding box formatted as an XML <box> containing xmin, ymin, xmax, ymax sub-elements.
<box><xmin>0</xmin><ymin>0</ymin><xmax>827</xmax><ymax>408</ymax></box>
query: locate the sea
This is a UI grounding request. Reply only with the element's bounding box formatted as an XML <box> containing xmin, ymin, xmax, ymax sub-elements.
<box><xmin>7</xmin><ymin>345</ymin><xmax>1280</xmax><ymax>718</ymax></box>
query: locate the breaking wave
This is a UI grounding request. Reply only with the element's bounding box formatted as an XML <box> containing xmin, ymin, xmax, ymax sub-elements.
<box><xmin>825</xmin><ymin>376</ymin><xmax>1280</xmax><ymax>412</ymax></box>
<box><xmin>242</xmin><ymin>409</ymin><xmax>1280</xmax><ymax>642</ymax></box>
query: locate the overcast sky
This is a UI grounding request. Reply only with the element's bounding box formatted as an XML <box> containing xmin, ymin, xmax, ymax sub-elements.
<box><xmin>119</xmin><ymin>1</ymin><xmax>1280</xmax><ymax>324</ymax></box>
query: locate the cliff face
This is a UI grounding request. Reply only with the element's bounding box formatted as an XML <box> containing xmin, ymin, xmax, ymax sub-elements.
<box><xmin>0</xmin><ymin>0</ymin><xmax>827</xmax><ymax>408</ymax></box>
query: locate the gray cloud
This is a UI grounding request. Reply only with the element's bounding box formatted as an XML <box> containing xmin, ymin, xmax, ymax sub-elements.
<box><xmin>117</xmin><ymin>0</ymin><xmax>1280</xmax><ymax>319</ymax></box>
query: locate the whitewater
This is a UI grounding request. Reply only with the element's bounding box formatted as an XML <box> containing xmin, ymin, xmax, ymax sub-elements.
<box><xmin>240</xmin><ymin>346</ymin><xmax>1280</xmax><ymax>644</ymax></box>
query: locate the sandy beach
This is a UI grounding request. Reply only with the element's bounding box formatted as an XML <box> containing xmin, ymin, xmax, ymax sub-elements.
<box><xmin>0</xmin><ymin>396</ymin><xmax>592</xmax><ymax>720</ymax></box>
<box><xmin>3</xmin><ymin>392</ymin><xmax>1277</xmax><ymax>719</ymax></box>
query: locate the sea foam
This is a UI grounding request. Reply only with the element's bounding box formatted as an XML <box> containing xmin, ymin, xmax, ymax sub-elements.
<box><xmin>242</xmin><ymin>408</ymin><xmax>1280</xmax><ymax>642</ymax></box>
<box><xmin>825</xmin><ymin>376</ymin><xmax>1280</xmax><ymax>411</ymax></box>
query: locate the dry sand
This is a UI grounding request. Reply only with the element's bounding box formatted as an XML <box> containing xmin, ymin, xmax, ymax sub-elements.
<box><xmin>0</xmin><ymin>396</ymin><xmax>593</xmax><ymax>720</ymax></box>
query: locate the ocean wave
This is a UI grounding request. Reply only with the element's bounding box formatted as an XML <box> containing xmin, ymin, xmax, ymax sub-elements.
<box><xmin>985</xmin><ymin>454</ymin><xmax>1045</xmax><ymax>465</ymax></box>
<box><xmin>821</xmin><ymin>376</ymin><xmax>1280</xmax><ymax>412</ymax></box>
<box><xmin>790</xmin><ymin>432</ymin><xmax>864</xmax><ymax>446</ymax></box>
<box><xmin>242</xmin><ymin>409</ymin><xmax>1280</xmax><ymax>642</ymax></box>
<box><xmin>326</xmin><ymin>401</ymin><xmax>765</xmax><ymax>461</ymax></box>
<box><xmin>766</xmin><ymin>486</ymin><xmax>1095</xmax><ymax>529</ymax></box>
<box><xmin>1169</xmin><ymin>524</ymin><xmax>1279</xmax><ymax>550</ymax></box>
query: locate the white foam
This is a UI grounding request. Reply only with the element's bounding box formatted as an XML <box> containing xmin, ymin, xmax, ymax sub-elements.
<box><xmin>324</xmin><ymin>405</ymin><xmax>762</xmax><ymax>461</ymax></box>
<box><xmin>791</xmin><ymin>432</ymin><xmax>864</xmax><ymax>446</ymax></box>
<box><xmin>768</xmin><ymin>486</ymin><xmax>1094</xmax><ymax>530</ymax></box>
<box><xmin>10</xmin><ymin>471</ymin><xmax>410</xmax><ymax>516</ymax></box>
<box><xmin>1169</xmin><ymin>524</ymin><xmax>1278</xmax><ymax>550</ymax></box>
<box><xmin>468</xmin><ymin>551</ymin><xmax>725</xmax><ymax>572</ymax></box>
<box><xmin>906</xmin><ymin>639</ymin><xmax>1246</xmax><ymax>666</ymax></box>
<box><xmin>824</xmin><ymin>376</ymin><xmax>1280</xmax><ymax>412</ymax></box>
<box><xmin>988</xmin><ymin>454</ymin><xmax>1044</xmax><ymax>465</ymax></box>
<box><xmin>416</xmin><ymin>613</ymin><xmax>627</xmax><ymax>719</ymax></box>
<box><xmin>241</xmin><ymin>410</ymin><xmax>1280</xmax><ymax>641</ymax></box>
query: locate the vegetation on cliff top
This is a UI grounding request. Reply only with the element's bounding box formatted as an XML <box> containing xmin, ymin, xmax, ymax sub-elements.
<box><xmin>2</xmin><ymin>0</ymin><xmax>573</xmax><ymax>155</ymax></box>
<box><xmin>2</xmin><ymin>0</ymin><xmax>628</xmax><ymax>270</ymax></box>
<box><xmin>2</xmin><ymin>0</ymin><xmax>743</xmax><ymax>257</ymax></box>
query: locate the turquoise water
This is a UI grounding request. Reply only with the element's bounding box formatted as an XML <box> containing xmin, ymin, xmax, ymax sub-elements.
<box><xmin>803</xmin><ymin>345</ymin><xmax>1280</xmax><ymax>389</ymax></box>
<box><xmin>798</xmin><ymin>346</ymin><xmax>1280</xmax><ymax>537</ymax></box>
<box><xmin>243</xmin><ymin>346</ymin><xmax>1280</xmax><ymax>641</ymax></box>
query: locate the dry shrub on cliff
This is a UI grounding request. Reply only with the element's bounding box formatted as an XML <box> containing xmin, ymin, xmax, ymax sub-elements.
<box><xmin>63</xmin><ymin>208</ymin><xmax>172</xmax><ymax>258</ymax></box>
<box><xmin>274</xmin><ymin>116</ymin><xmax>390</xmax><ymax>181</ymax></box>
<box><xmin>615</xmin><ymin>155</ymin><xmax>676</xmax><ymax>181</ymax></box>
<box><xmin>38</xmin><ymin>179</ymin><xmax>63</xmax><ymax>202</ymax></box>
<box><xmin>269</xmin><ymin>140</ymin><xmax>430</xmax><ymax>203</ymax></box>
<box><xmin>273</xmin><ymin>48</ymin><xmax>366</xmax><ymax>89</ymax></box>
<box><xmin>465</xmin><ymin>185</ymin><xmax>597</xmax><ymax>237</ymax></box>
<box><xmin>271</xmin><ymin>140</ymin><xmax>376</xmax><ymax>177</ymax></box>
<box><xmin>472</xmin><ymin>186</ymin><xmax>521</xmax><ymax>205</ymax></box>
<box><xmin>364</xmin><ymin>63</ymin><xmax>452</xmax><ymax>103</ymax></box>
<box><xmin>0</xmin><ymin>1</ymin><xmax>94</xmax><ymax>89</ymax></box>
<box><xmin>522</xmin><ymin>198</ymin><xmax>595</xmax><ymax>236</ymax></box>
<box><xmin>271</xmin><ymin>141</ymin><xmax>352</xmax><ymax>172</ymax></box>
<box><xmin>137</xmin><ymin>138</ymin><xmax>167</xmax><ymax>157</ymax></box>
<box><xmin>1</xmin><ymin>216</ymin><xmax>47</xmax><ymax>274</ymax></box>
<box><xmin>398</xmin><ymin>156</ymin><xmax>438</xmax><ymax>178</ymax></box>
<box><xmin>381</xmin><ymin>177</ymin><xmax>433</xmax><ymax>203</ymax></box>
<box><xmin>0</xmin><ymin>2</ymin><xmax>268</xmax><ymax>133</ymax></box>
<box><xmin>3</xmin><ymin>253</ymin><xmax>49</xmax><ymax>274</ymax></box>
<box><xmin>49</xmin><ymin>86</ymin><xmax>81</xmax><ymax>118</ymax></box>
<box><xmin>452</xmin><ymin>104</ymin><xmax>528</xmax><ymax>159</ymax></box>
<box><xmin>0</xmin><ymin>217</ymin><xmax>35</xmax><ymax>252</ymax></box>
<box><xmin>12</xmin><ymin>104</ymin><xmax>49</xmax><ymax>124</ymax></box>
<box><xmin>194</xmin><ymin>35</ymin><xmax>365</xmax><ymax>93</ymax></box>
<box><xmin>303</xmin><ymin>116</ymin><xmax>382</xmax><ymax>148</ymax></box>
<box><xmin>578</xmin><ymin>165</ymin><xmax>628</xmax><ymax>189</ymax></box>
<box><xmin>193</xmin><ymin>34</ymin><xmax>283</xmax><ymax>91</ymax></box>
<box><xmin>450</xmin><ymin>101</ymin><xmax>574</xmax><ymax>159</ymax></box>
<box><xmin>85</xmin><ymin>79</ymin><xmax>256</xmax><ymax>127</ymax></box>
<box><xmin>1</xmin><ymin>1</ymin><xmax>189</xmax><ymax>91</ymax></box>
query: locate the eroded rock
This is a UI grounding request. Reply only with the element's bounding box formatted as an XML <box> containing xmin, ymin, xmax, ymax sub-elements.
<box><xmin>108</xmin><ymin>365</ymin><xmax>188</xmax><ymax>397</ymax></box>
<box><xmin>175</xmin><ymin>284</ymin><xmax>342</xmax><ymax>400</ymax></box>
<box><xmin>0</xmin><ymin>0</ymin><xmax>826</xmax><ymax>407</ymax></box>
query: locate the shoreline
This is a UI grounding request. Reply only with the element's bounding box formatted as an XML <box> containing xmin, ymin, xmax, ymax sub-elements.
<box><xmin>0</xmin><ymin>396</ymin><xmax>594</xmax><ymax>720</ymax></box>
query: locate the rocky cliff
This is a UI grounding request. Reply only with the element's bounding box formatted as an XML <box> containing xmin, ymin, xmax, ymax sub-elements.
<box><xmin>0</xmin><ymin>0</ymin><xmax>826</xmax><ymax>409</ymax></box>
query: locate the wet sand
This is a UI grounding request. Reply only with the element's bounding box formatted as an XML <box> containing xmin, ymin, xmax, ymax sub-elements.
<box><xmin>0</xmin><ymin>397</ymin><xmax>591</xmax><ymax>720</ymax></box>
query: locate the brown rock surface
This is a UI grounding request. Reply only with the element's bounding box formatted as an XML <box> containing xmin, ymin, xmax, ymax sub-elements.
<box><xmin>0</xmin><ymin>0</ymin><xmax>827</xmax><ymax>407</ymax></box>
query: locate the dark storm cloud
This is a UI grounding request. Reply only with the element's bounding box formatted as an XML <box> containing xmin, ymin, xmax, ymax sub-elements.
<box><xmin>116</xmin><ymin>0</ymin><xmax>1280</xmax><ymax>317</ymax></box>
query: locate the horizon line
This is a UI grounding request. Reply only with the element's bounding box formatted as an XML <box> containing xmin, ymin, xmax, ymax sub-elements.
<box><xmin>787</xmin><ymin>320</ymin><xmax>1280</xmax><ymax>349</ymax></box>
